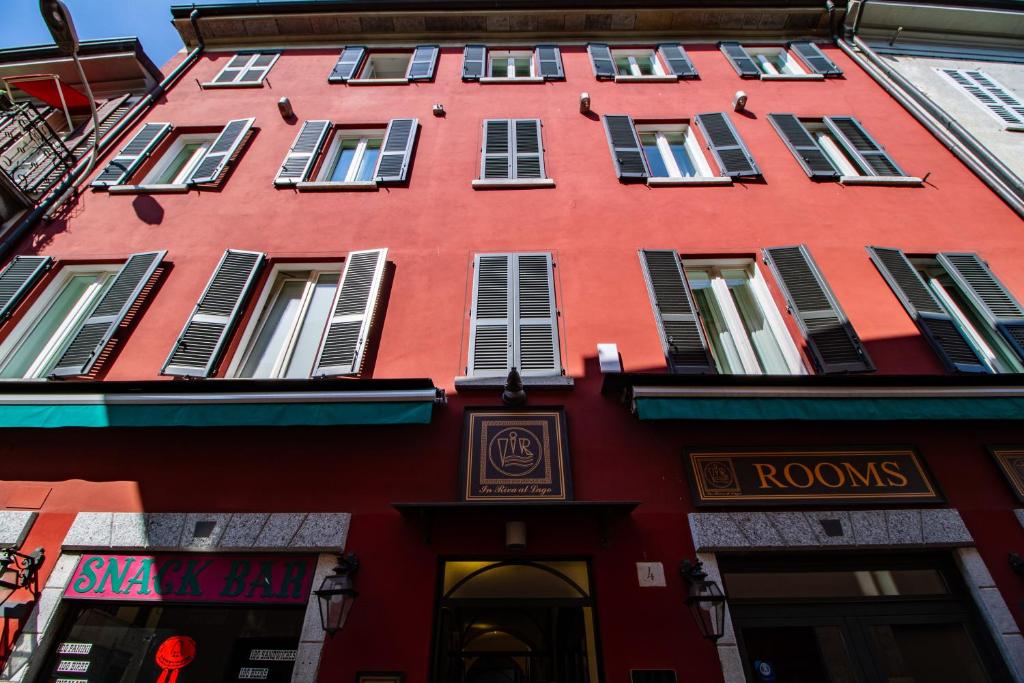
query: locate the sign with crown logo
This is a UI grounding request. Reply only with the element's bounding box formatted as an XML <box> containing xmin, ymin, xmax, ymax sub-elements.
<box><xmin>461</xmin><ymin>408</ymin><xmax>572</xmax><ymax>502</ymax></box>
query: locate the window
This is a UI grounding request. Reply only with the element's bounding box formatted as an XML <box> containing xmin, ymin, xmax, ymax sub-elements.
<box><xmin>613</xmin><ymin>49</ymin><xmax>664</xmax><ymax>77</ymax></box>
<box><xmin>462</xmin><ymin>46</ymin><xmax>564</xmax><ymax>81</ymax></box>
<box><xmin>208</xmin><ymin>52</ymin><xmax>278</xmax><ymax>86</ymax></box>
<box><xmin>940</xmin><ymin>68</ymin><xmax>1024</xmax><ymax>130</ymax></box>
<box><xmin>720</xmin><ymin>42</ymin><xmax>841</xmax><ymax>79</ymax></box>
<box><xmin>587</xmin><ymin>44</ymin><xmax>696</xmax><ymax>80</ymax></box>
<box><xmin>361</xmin><ymin>53</ymin><xmax>410</xmax><ymax>80</ymax></box>
<box><xmin>275</xmin><ymin>119</ymin><xmax>418</xmax><ymax>188</ymax></box>
<box><xmin>140</xmin><ymin>133</ymin><xmax>216</xmax><ymax>185</ymax></box>
<box><xmin>330</xmin><ymin>46</ymin><xmax>438</xmax><ymax>83</ymax></box>
<box><xmin>636</xmin><ymin>124</ymin><xmax>715</xmax><ymax>180</ymax></box>
<box><xmin>488</xmin><ymin>50</ymin><xmax>534</xmax><ymax>78</ymax></box>
<box><xmin>474</xmin><ymin>119</ymin><xmax>551</xmax><ymax>187</ymax></box>
<box><xmin>747</xmin><ymin>47</ymin><xmax>805</xmax><ymax>76</ymax></box>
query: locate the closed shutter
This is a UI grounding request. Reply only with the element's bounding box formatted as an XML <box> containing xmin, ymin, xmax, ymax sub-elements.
<box><xmin>657</xmin><ymin>44</ymin><xmax>698</xmax><ymax>79</ymax></box>
<box><xmin>937</xmin><ymin>252</ymin><xmax>1024</xmax><ymax>363</ymax></box>
<box><xmin>515</xmin><ymin>253</ymin><xmax>560</xmax><ymax>375</ymax></box>
<box><xmin>462</xmin><ymin>45</ymin><xmax>486</xmax><ymax>80</ymax></box>
<box><xmin>162</xmin><ymin>250</ymin><xmax>264</xmax><ymax>377</ymax></box>
<box><xmin>238</xmin><ymin>53</ymin><xmax>277</xmax><ymax>83</ymax></box>
<box><xmin>942</xmin><ymin>69</ymin><xmax>1024</xmax><ymax>126</ymax></box>
<box><xmin>719</xmin><ymin>42</ymin><xmax>760</xmax><ymax>78</ymax></box>
<box><xmin>329</xmin><ymin>47</ymin><xmax>366</xmax><ymax>82</ymax></box>
<box><xmin>536</xmin><ymin>46</ymin><xmax>564</xmax><ymax>80</ymax></box>
<box><xmin>587</xmin><ymin>43</ymin><xmax>615</xmax><ymax>79</ymax></box>
<box><xmin>789</xmin><ymin>42</ymin><xmax>842</xmax><ymax>76</ymax></box>
<box><xmin>51</xmin><ymin>251</ymin><xmax>166</xmax><ymax>377</ymax></box>
<box><xmin>375</xmin><ymin>118</ymin><xmax>418</xmax><ymax>183</ymax></box>
<box><xmin>824</xmin><ymin>117</ymin><xmax>904</xmax><ymax>177</ymax></box>
<box><xmin>0</xmin><ymin>256</ymin><xmax>51</xmax><ymax>321</ymax></box>
<box><xmin>514</xmin><ymin>119</ymin><xmax>544</xmax><ymax>179</ymax></box>
<box><xmin>767</xmin><ymin>114</ymin><xmax>840</xmax><ymax>179</ymax></box>
<box><xmin>602</xmin><ymin>115</ymin><xmax>648</xmax><ymax>180</ymax></box>
<box><xmin>694</xmin><ymin>112</ymin><xmax>760</xmax><ymax>177</ymax></box>
<box><xmin>867</xmin><ymin>247</ymin><xmax>987</xmax><ymax>373</ymax></box>
<box><xmin>469</xmin><ymin>254</ymin><xmax>514</xmax><ymax>376</ymax></box>
<box><xmin>91</xmin><ymin>122</ymin><xmax>171</xmax><ymax>187</ymax></box>
<box><xmin>764</xmin><ymin>245</ymin><xmax>872</xmax><ymax>373</ymax></box>
<box><xmin>639</xmin><ymin>250</ymin><xmax>714</xmax><ymax>374</ymax></box>
<box><xmin>213</xmin><ymin>54</ymin><xmax>252</xmax><ymax>84</ymax></box>
<box><xmin>275</xmin><ymin>120</ymin><xmax>331</xmax><ymax>185</ymax></box>
<box><xmin>407</xmin><ymin>45</ymin><xmax>439</xmax><ymax>81</ymax></box>
<box><xmin>481</xmin><ymin>119</ymin><xmax>512</xmax><ymax>180</ymax></box>
<box><xmin>312</xmin><ymin>248</ymin><xmax>388</xmax><ymax>377</ymax></box>
<box><xmin>188</xmin><ymin>117</ymin><xmax>254</xmax><ymax>184</ymax></box>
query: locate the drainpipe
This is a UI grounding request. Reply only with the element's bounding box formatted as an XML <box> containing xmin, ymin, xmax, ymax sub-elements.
<box><xmin>0</xmin><ymin>9</ymin><xmax>206</xmax><ymax>259</ymax></box>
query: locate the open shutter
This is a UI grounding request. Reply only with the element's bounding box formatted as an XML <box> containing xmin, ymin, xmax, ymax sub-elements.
<box><xmin>789</xmin><ymin>42</ymin><xmax>841</xmax><ymax>76</ymax></box>
<box><xmin>937</xmin><ymin>252</ymin><xmax>1024</xmax><ymax>363</ymax></box>
<box><xmin>514</xmin><ymin>253</ymin><xmax>560</xmax><ymax>376</ymax></box>
<box><xmin>462</xmin><ymin>45</ymin><xmax>486</xmax><ymax>80</ymax></box>
<box><xmin>719</xmin><ymin>42</ymin><xmax>760</xmax><ymax>78</ymax></box>
<box><xmin>312</xmin><ymin>248</ymin><xmax>388</xmax><ymax>377</ymax></box>
<box><xmin>513</xmin><ymin>119</ymin><xmax>544</xmax><ymax>180</ymax></box>
<box><xmin>639</xmin><ymin>250</ymin><xmax>714</xmax><ymax>374</ymax></box>
<box><xmin>407</xmin><ymin>45</ymin><xmax>439</xmax><ymax>81</ymax></box>
<box><xmin>824</xmin><ymin>117</ymin><xmax>904</xmax><ymax>176</ymax></box>
<box><xmin>868</xmin><ymin>247</ymin><xmax>987</xmax><ymax>373</ymax></box>
<box><xmin>602</xmin><ymin>115</ymin><xmax>648</xmax><ymax>180</ymax></box>
<box><xmin>587</xmin><ymin>43</ymin><xmax>615</xmax><ymax>79</ymax></box>
<box><xmin>375</xmin><ymin>118</ymin><xmax>418</xmax><ymax>184</ymax></box>
<box><xmin>767</xmin><ymin>114</ymin><xmax>840</xmax><ymax>179</ymax></box>
<box><xmin>481</xmin><ymin>119</ymin><xmax>512</xmax><ymax>180</ymax></box>
<box><xmin>764</xmin><ymin>245</ymin><xmax>872</xmax><ymax>373</ymax></box>
<box><xmin>694</xmin><ymin>112</ymin><xmax>760</xmax><ymax>177</ymax></box>
<box><xmin>162</xmin><ymin>250</ymin><xmax>264</xmax><ymax>377</ymax></box>
<box><xmin>536</xmin><ymin>46</ymin><xmax>564</xmax><ymax>80</ymax></box>
<box><xmin>188</xmin><ymin>117</ymin><xmax>254</xmax><ymax>185</ymax></box>
<box><xmin>0</xmin><ymin>256</ymin><xmax>51</xmax><ymax>321</ymax></box>
<box><xmin>658</xmin><ymin>44</ymin><xmax>698</xmax><ymax>79</ymax></box>
<box><xmin>275</xmin><ymin>120</ymin><xmax>331</xmax><ymax>185</ymax></box>
<box><xmin>91</xmin><ymin>123</ymin><xmax>171</xmax><ymax>187</ymax></box>
<box><xmin>50</xmin><ymin>251</ymin><xmax>166</xmax><ymax>377</ymax></box>
<box><xmin>329</xmin><ymin>47</ymin><xmax>366</xmax><ymax>82</ymax></box>
<box><xmin>469</xmin><ymin>254</ymin><xmax>514</xmax><ymax>376</ymax></box>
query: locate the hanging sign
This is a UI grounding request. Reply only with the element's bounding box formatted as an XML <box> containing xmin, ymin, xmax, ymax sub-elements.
<box><xmin>686</xmin><ymin>449</ymin><xmax>941</xmax><ymax>507</ymax></box>
<box><xmin>461</xmin><ymin>408</ymin><xmax>572</xmax><ymax>501</ymax></box>
<box><xmin>990</xmin><ymin>448</ymin><xmax>1024</xmax><ymax>503</ymax></box>
<box><xmin>63</xmin><ymin>554</ymin><xmax>316</xmax><ymax>605</ymax></box>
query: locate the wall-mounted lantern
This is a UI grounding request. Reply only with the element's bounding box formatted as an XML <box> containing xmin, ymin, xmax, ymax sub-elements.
<box><xmin>0</xmin><ymin>546</ymin><xmax>45</xmax><ymax>618</ymax></box>
<box><xmin>680</xmin><ymin>559</ymin><xmax>727</xmax><ymax>642</ymax></box>
<box><xmin>316</xmin><ymin>553</ymin><xmax>359</xmax><ymax>635</ymax></box>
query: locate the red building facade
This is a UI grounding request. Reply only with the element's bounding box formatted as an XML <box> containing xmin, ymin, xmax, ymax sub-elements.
<box><xmin>1</xmin><ymin>2</ymin><xmax>1024</xmax><ymax>682</ymax></box>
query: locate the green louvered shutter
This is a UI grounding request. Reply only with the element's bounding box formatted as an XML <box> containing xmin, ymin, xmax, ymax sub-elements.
<box><xmin>188</xmin><ymin>118</ymin><xmax>254</xmax><ymax>185</ymax></box>
<box><xmin>91</xmin><ymin>123</ymin><xmax>171</xmax><ymax>187</ymax></box>
<box><xmin>407</xmin><ymin>45</ymin><xmax>439</xmax><ymax>81</ymax></box>
<box><xmin>937</xmin><ymin>252</ymin><xmax>1024</xmax><ymax>363</ymax></box>
<box><xmin>694</xmin><ymin>112</ymin><xmax>760</xmax><ymax>177</ymax></box>
<box><xmin>275</xmin><ymin>120</ymin><xmax>331</xmax><ymax>185</ymax></box>
<box><xmin>375</xmin><ymin>118</ymin><xmax>418</xmax><ymax>184</ymax></box>
<box><xmin>602</xmin><ymin>115</ymin><xmax>648</xmax><ymax>180</ymax></box>
<box><xmin>639</xmin><ymin>250</ymin><xmax>714</xmax><ymax>374</ymax></box>
<box><xmin>719</xmin><ymin>42</ymin><xmax>760</xmax><ymax>78</ymax></box>
<box><xmin>768</xmin><ymin>114</ymin><xmax>840</xmax><ymax>179</ymax></box>
<box><xmin>0</xmin><ymin>256</ymin><xmax>51</xmax><ymax>321</ymax></box>
<box><xmin>329</xmin><ymin>47</ymin><xmax>366</xmax><ymax>82</ymax></box>
<box><xmin>657</xmin><ymin>44</ymin><xmax>698</xmax><ymax>79</ymax></box>
<box><xmin>588</xmin><ymin>44</ymin><xmax>615</xmax><ymax>79</ymax></box>
<box><xmin>462</xmin><ymin>45</ymin><xmax>486</xmax><ymax>80</ymax></box>
<box><xmin>481</xmin><ymin>119</ymin><xmax>512</xmax><ymax>180</ymax></box>
<box><xmin>824</xmin><ymin>117</ymin><xmax>904</xmax><ymax>176</ymax></box>
<box><xmin>536</xmin><ymin>46</ymin><xmax>564</xmax><ymax>80</ymax></box>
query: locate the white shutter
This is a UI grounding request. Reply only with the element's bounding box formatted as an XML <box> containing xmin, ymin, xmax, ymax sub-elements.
<box><xmin>514</xmin><ymin>253</ymin><xmax>560</xmax><ymax>375</ymax></box>
<box><xmin>468</xmin><ymin>254</ymin><xmax>514</xmax><ymax>376</ymax></box>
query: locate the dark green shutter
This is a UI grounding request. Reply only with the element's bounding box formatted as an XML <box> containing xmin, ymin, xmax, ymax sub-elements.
<box><xmin>764</xmin><ymin>245</ymin><xmax>872</xmax><ymax>373</ymax></box>
<box><xmin>588</xmin><ymin>43</ymin><xmax>615</xmax><ymax>79</ymax></box>
<box><xmin>767</xmin><ymin>114</ymin><xmax>840</xmax><ymax>179</ymax></box>
<box><xmin>536</xmin><ymin>46</ymin><xmax>564</xmax><ymax>80</ymax></box>
<box><xmin>469</xmin><ymin>253</ymin><xmax>514</xmax><ymax>376</ymax></box>
<box><xmin>824</xmin><ymin>117</ymin><xmax>904</xmax><ymax>176</ymax></box>
<box><xmin>868</xmin><ymin>246</ymin><xmax>988</xmax><ymax>373</ymax></box>
<box><xmin>789</xmin><ymin>42</ymin><xmax>842</xmax><ymax>76</ymax></box>
<box><xmin>162</xmin><ymin>250</ymin><xmax>264</xmax><ymax>377</ymax></box>
<box><xmin>275</xmin><ymin>120</ymin><xmax>331</xmax><ymax>185</ymax></box>
<box><xmin>188</xmin><ymin>117</ymin><xmax>254</xmax><ymax>185</ymax></box>
<box><xmin>639</xmin><ymin>250</ymin><xmax>714</xmax><ymax>374</ymax></box>
<box><xmin>694</xmin><ymin>112</ymin><xmax>760</xmax><ymax>177</ymax></box>
<box><xmin>602</xmin><ymin>115</ymin><xmax>648</xmax><ymax>180</ymax></box>
<box><xmin>937</xmin><ymin>252</ymin><xmax>1024</xmax><ymax>363</ymax></box>
<box><xmin>91</xmin><ymin>123</ymin><xmax>171</xmax><ymax>187</ymax></box>
<box><xmin>329</xmin><ymin>47</ymin><xmax>366</xmax><ymax>82</ymax></box>
<box><xmin>657</xmin><ymin>44</ymin><xmax>698</xmax><ymax>79</ymax></box>
<box><xmin>462</xmin><ymin>45</ymin><xmax>486</xmax><ymax>80</ymax></box>
<box><xmin>719</xmin><ymin>42</ymin><xmax>760</xmax><ymax>78</ymax></box>
<box><xmin>51</xmin><ymin>251</ymin><xmax>166</xmax><ymax>377</ymax></box>
<box><xmin>0</xmin><ymin>256</ymin><xmax>51</xmax><ymax>321</ymax></box>
<box><xmin>375</xmin><ymin>118</ymin><xmax>418</xmax><ymax>184</ymax></box>
<box><xmin>481</xmin><ymin>119</ymin><xmax>512</xmax><ymax>180</ymax></box>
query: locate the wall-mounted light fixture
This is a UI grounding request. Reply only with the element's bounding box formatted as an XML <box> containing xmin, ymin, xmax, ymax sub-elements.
<box><xmin>316</xmin><ymin>553</ymin><xmax>359</xmax><ymax>635</ymax></box>
<box><xmin>0</xmin><ymin>546</ymin><xmax>45</xmax><ymax>618</ymax></box>
<box><xmin>278</xmin><ymin>97</ymin><xmax>294</xmax><ymax>119</ymax></box>
<box><xmin>733</xmin><ymin>91</ymin><xmax>748</xmax><ymax>113</ymax></box>
<box><xmin>506</xmin><ymin>521</ymin><xmax>526</xmax><ymax>550</ymax></box>
<box><xmin>680</xmin><ymin>559</ymin><xmax>726</xmax><ymax>642</ymax></box>
<box><xmin>579</xmin><ymin>92</ymin><xmax>591</xmax><ymax>114</ymax></box>
<box><xmin>432</xmin><ymin>103</ymin><xmax>445</xmax><ymax>117</ymax></box>
<box><xmin>1010</xmin><ymin>552</ymin><xmax>1024</xmax><ymax>577</ymax></box>
<box><xmin>501</xmin><ymin>367</ymin><xmax>526</xmax><ymax>407</ymax></box>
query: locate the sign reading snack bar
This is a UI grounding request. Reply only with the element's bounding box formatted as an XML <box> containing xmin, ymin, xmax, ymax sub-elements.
<box><xmin>63</xmin><ymin>554</ymin><xmax>316</xmax><ymax>605</ymax></box>
<box><xmin>687</xmin><ymin>449</ymin><xmax>941</xmax><ymax>507</ymax></box>
<box><xmin>461</xmin><ymin>408</ymin><xmax>572</xmax><ymax>501</ymax></box>
<box><xmin>990</xmin><ymin>448</ymin><xmax>1024</xmax><ymax>503</ymax></box>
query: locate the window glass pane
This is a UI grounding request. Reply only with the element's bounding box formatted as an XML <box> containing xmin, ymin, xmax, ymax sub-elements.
<box><xmin>328</xmin><ymin>140</ymin><xmax>359</xmax><ymax>182</ymax></box>
<box><xmin>867</xmin><ymin>623</ymin><xmax>990</xmax><ymax>683</ymax></box>
<box><xmin>638</xmin><ymin>54</ymin><xmax>656</xmax><ymax>75</ymax></box>
<box><xmin>0</xmin><ymin>273</ymin><xmax>109</xmax><ymax>379</ymax></box>
<box><xmin>355</xmin><ymin>139</ymin><xmax>382</xmax><ymax>181</ymax></box>
<box><xmin>614</xmin><ymin>56</ymin><xmax>632</xmax><ymax>76</ymax></box>
<box><xmin>284</xmin><ymin>273</ymin><xmax>339</xmax><ymax>378</ymax></box>
<box><xmin>725</xmin><ymin>569</ymin><xmax>949</xmax><ymax>599</ymax></box>
<box><xmin>665</xmin><ymin>132</ymin><xmax>698</xmax><ymax>177</ymax></box>
<box><xmin>514</xmin><ymin>58</ymin><xmax>532</xmax><ymax>77</ymax></box>
<box><xmin>688</xmin><ymin>270</ymin><xmax>745</xmax><ymax>374</ymax></box>
<box><xmin>154</xmin><ymin>142</ymin><xmax>204</xmax><ymax>185</ymax></box>
<box><xmin>724</xmin><ymin>269</ymin><xmax>789</xmax><ymax>374</ymax></box>
<box><xmin>239</xmin><ymin>277</ymin><xmax>305</xmax><ymax>378</ymax></box>
<box><xmin>640</xmin><ymin>133</ymin><xmax>669</xmax><ymax>178</ymax></box>
<box><xmin>488</xmin><ymin>58</ymin><xmax>503</xmax><ymax>77</ymax></box>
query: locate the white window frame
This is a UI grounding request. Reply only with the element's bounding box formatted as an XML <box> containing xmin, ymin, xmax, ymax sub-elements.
<box><xmin>359</xmin><ymin>53</ymin><xmax>413</xmax><ymax>81</ymax></box>
<box><xmin>938</xmin><ymin>68</ymin><xmax>1024</xmax><ymax>130</ymax></box>
<box><xmin>682</xmin><ymin>258</ymin><xmax>806</xmax><ymax>375</ymax></box>
<box><xmin>227</xmin><ymin>262</ymin><xmax>342</xmax><ymax>379</ymax></box>
<box><xmin>802</xmin><ymin>121</ymin><xmax>863</xmax><ymax>176</ymax></box>
<box><xmin>635</xmin><ymin>124</ymin><xmax>715</xmax><ymax>179</ymax></box>
<box><xmin>139</xmin><ymin>133</ymin><xmax>216</xmax><ymax>186</ymax></box>
<box><xmin>316</xmin><ymin>128</ymin><xmax>385</xmax><ymax>183</ymax></box>
<box><xmin>486</xmin><ymin>50</ymin><xmax>536</xmax><ymax>79</ymax></box>
<box><xmin>746</xmin><ymin>47</ymin><xmax>807</xmax><ymax>76</ymax></box>
<box><xmin>611</xmin><ymin>49</ymin><xmax>666</xmax><ymax>77</ymax></box>
<box><xmin>206</xmin><ymin>52</ymin><xmax>279</xmax><ymax>87</ymax></box>
<box><xmin>0</xmin><ymin>265</ymin><xmax>119</xmax><ymax>380</ymax></box>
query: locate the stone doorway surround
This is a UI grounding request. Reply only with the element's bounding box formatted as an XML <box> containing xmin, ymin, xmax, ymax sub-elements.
<box><xmin>1</xmin><ymin>511</ymin><xmax>350</xmax><ymax>683</ymax></box>
<box><xmin>689</xmin><ymin>508</ymin><xmax>1024</xmax><ymax>683</ymax></box>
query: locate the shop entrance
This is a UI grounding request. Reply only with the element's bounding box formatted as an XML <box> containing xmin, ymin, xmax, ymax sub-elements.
<box><xmin>723</xmin><ymin>554</ymin><xmax>1012</xmax><ymax>683</ymax></box>
<box><xmin>432</xmin><ymin>560</ymin><xmax>601</xmax><ymax>683</ymax></box>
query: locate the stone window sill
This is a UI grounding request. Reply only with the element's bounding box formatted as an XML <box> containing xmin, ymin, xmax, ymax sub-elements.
<box><xmin>839</xmin><ymin>175</ymin><xmax>923</xmax><ymax>186</ymax></box>
<box><xmin>454</xmin><ymin>375</ymin><xmax>574</xmax><ymax>390</ymax></box>
<box><xmin>760</xmin><ymin>73</ymin><xmax>825</xmax><ymax>81</ymax></box>
<box><xmin>479</xmin><ymin>76</ymin><xmax>545</xmax><ymax>84</ymax></box>
<box><xmin>346</xmin><ymin>78</ymin><xmax>409</xmax><ymax>86</ymax></box>
<box><xmin>614</xmin><ymin>75</ymin><xmax>677</xmax><ymax>83</ymax></box>
<box><xmin>647</xmin><ymin>176</ymin><xmax>732</xmax><ymax>186</ymax></box>
<box><xmin>107</xmin><ymin>184</ymin><xmax>190</xmax><ymax>194</ymax></box>
<box><xmin>200</xmin><ymin>81</ymin><xmax>264</xmax><ymax>89</ymax></box>
<box><xmin>472</xmin><ymin>178</ymin><xmax>555</xmax><ymax>189</ymax></box>
<box><xmin>294</xmin><ymin>181</ymin><xmax>378</xmax><ymax>192</ymax></box>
